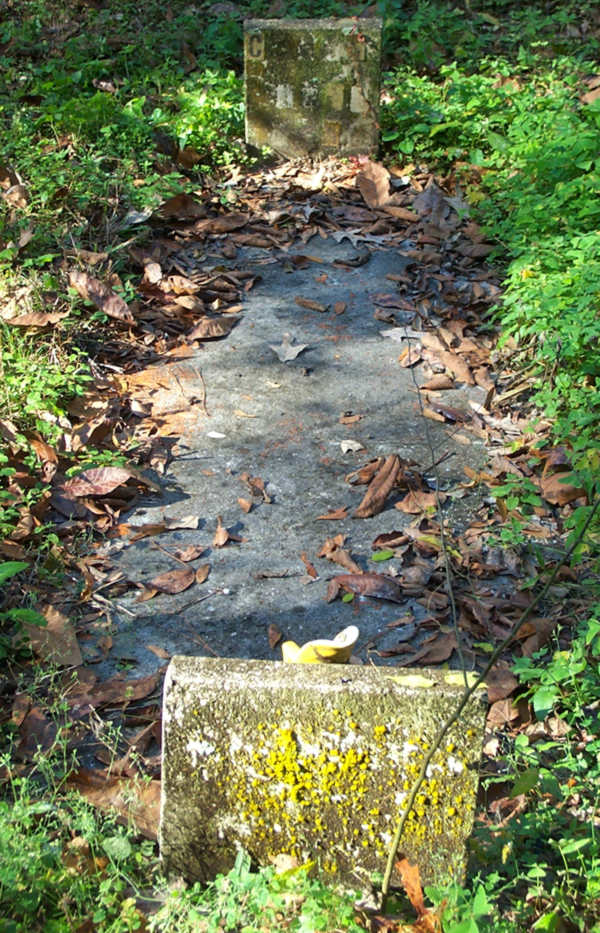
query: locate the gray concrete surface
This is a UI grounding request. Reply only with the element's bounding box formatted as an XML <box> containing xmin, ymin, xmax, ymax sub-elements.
<box><xmin>96</xmin><ymin>236</ymin><xmax>488</xmax><ymax>677</ymax></box>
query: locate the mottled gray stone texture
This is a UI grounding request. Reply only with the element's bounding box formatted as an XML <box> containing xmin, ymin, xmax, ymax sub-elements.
<box><xmin>160</xmin><ymin>656</ymin><xmax>486</xmax><ymax>890</ymax></box>
<box><xmin>244</xmin><ymin>18</ymin><xmax>382</xmax><ymax>158</ymax></box>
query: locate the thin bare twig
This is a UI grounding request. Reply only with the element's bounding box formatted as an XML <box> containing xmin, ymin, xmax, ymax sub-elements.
<box><xmin>192</xmin><ymin>366</ymin><xmax>210</xmax><ymax>417</ymax></box>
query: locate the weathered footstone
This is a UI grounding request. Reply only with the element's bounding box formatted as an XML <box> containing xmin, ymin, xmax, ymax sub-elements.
<box><xmin>160</xmin><ymin>657</ymin><xmax>486</xmax><ymax>890</ymax></box>
<box><xmin>244</xmin><ymin>18</ymin><xmax>382</xmax><ymax>158</ymax></box>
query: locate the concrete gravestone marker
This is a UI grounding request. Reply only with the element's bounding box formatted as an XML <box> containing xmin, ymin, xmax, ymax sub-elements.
<box><xmin>160</xmin><ymin>657</ymin><xmax>486</xmax><ymax>890</ymax></box>
<box><xmin>244</xmin><ymin>18</ymin><xmax>382</xmax><ymax>158</ymax></box>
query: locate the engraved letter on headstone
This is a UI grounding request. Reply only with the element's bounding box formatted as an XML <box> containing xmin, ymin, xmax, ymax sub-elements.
<box><xmin>244</xmin><ymin>18</ymin><xmax>382</xmax><ymax>158</ymax></box>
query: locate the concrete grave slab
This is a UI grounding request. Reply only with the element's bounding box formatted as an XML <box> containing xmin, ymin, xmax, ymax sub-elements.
<box><xmin>160</xmin><ymin>656</ymin><xmax>486</xmax><ymax>890</ymax></box>
<box><xmin>97</xmin><ymin>236</ymin><xmax>489</xmax><ymax>681</ymax></box>
<box><xmin>244</xmin><ymin>18</ymin><xmax>382</xmax><ymax>158</ymax></box>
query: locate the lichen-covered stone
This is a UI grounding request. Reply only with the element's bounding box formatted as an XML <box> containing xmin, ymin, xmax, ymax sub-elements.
<box><xmin>244</xmin><ymin>18</ymin><xmax>382</xmax><ymax>158</ymax></box>
<box><xmin>160</xmin><ymin>657</ymin><xmax>486</xmax><ymax>890</ymax></box>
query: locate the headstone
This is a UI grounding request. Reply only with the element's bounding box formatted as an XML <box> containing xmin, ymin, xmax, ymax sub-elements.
<box><xmin>244</xmin><ymin>18</ymin><xmax>382</xmax><ymax>158</ymax></box>
<box><xmin>160</xmin><ymin>657</ymin><xmax>486</xmax><ymax>890</ymax></box>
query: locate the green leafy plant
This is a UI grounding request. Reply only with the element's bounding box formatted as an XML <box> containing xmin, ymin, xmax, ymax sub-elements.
<box><xmin>0</xmin><ymin>561</ymin><xmax>46</xmax><ymax>660</ymax></box>
<box><xmin>149</xmin><ymin>848</ymin><xmax>364</xmax><ymax>932</ymax></box>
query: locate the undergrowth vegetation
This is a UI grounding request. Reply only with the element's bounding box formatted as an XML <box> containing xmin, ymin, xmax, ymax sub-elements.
<box><xmin>1</xmin><ymin>0</ymin><xmax>600</xmax><ymax>929</ymax></box>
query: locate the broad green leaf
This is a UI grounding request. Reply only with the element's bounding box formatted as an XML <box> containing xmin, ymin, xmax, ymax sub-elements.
<box><xmin>3</xmin><ymin>608</ymin><xmax>47</xmax><ymax>626</ymax></box>
<box><xmin>102</xmin><ymin>835</ymin><xmax>132</xmax><ymax>862</ymax></box>
<box><xmin>448</xmin><ymin>919</ymin><xmax>479</xmax><ymax>933</ymax></box>
<box><xmin>532</xmin><ymin>910</ymin><xmax>562</xmax><ymax>931</ymax></box>
<box><xmin>472</xmin><ymin>884</ymin><xmax>491</xmax><ymax>917</ymax></box>
<box><xmin>510</xmin><ymin>767</ymin><xmax>539</xmax><ymax>797</ymax></box>
<box><xmin>0</xmin><ymin>562</ymin><xmax>29</xmax><ymax>585</ymax></box>
<box><xmin>370</xmin><ymin>549</ymin><xmax>395</xmax><ymax>562</ymax></box>
<box><xmin>558</xmin><ymin>837</ymin><xmax>590</xmax><ymax>856</ymax></box>
<box><xmin>532</xmin><ymin>685</ymin><xmax>559</xmax><ymax>719</ymax></box>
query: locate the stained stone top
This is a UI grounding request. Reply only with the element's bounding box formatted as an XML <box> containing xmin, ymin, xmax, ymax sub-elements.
<box><xmin>244</xmin><ymin>17</ymin><xmax>382</xmax><ymax>158</ymax></box>
<box><xmin>160</xmin><ymin>656</ymin><xmax>486</xmax><ymax>891</ymax></box>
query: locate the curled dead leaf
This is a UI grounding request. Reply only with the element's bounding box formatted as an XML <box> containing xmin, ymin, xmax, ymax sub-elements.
<box><xmin>540</xmin><ymin>472</ymin><xmax>586</xmax><ymax>506</ymax></box>
<box><xmin>318</xmin><ymin>535</ymin><xmax>362</xmax><ymax>574</ymax></box>
<box><xmin>356</xmin><ymin>160</ymin><xmax>391</xmax><ymax>209</ymax></box>
<box><xmin>213</xmin><ymin>516</ymin><xmax>230</xmax><ymax>548</ymax></box>
<box><xmin>7</xmin><ymin>311</ymin><xmax>69</xmax><ymax>328</ymax></box>
<box><xmin>326</xmin><ymin>572</ymin><xmax>404</xmax><ymax>603</ymax></box>
<box><xmin>68</xmin><ymin>270</ymin><xmax>134</xmax><ymax>324</ymax></box>
<box><xmin>173</xmin><ymin>545</ymin><xmax>206</xmax><ymax>562</ymax></box>
<box><xmin>195</xmin><ymin>564</ymin><xmax>211</xmax><ymax>584</ymax></box>
<box><xmin>294</xmin><ymin>296</ymin><xmax>329</xmax><ymax>313</ymax></box>
<box><xmin>268</xmin><ymin>623</ymin><xmax>283</xmax><ymax>650</ymax></box>
<box><xmin>148</xmin><ymin>566</ymin><xmax>195</xmax><ymax>594</ymax></box>
<box><xmin>315</xmin><ymin>506</ymin><xmax>348</xmax><ymax>521</ymax></box>
<box><xmin>353</xmin><ymin>455</ymin><xmax>401</xmax><ymax>518</ymax></box>
<box><xmin>395</xmin><ymin>489</ymin><xmax>444</xmax><ymax>514</ymax></box>
<box><xmin>188</xmin><ymin>317</ymin><xmax>235</xmax><ymax>341</ymax></box>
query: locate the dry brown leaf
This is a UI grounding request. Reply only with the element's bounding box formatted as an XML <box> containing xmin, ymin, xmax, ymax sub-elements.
<box><xmin>326</xmin><ymin>572</ymin><xmax>404</xmax><ymax>603</ymax></box>
<box><xmin>188</xmin><ymin>317</ymin><xmax>235</xmax><ymax>340</ymax></box>
<box><xmin>268</xmin><ymin>623</ymin><xmax>283</xmax><ymax>650</ymax></box>
<box><xmin>158</xmin><ymin>193</ymin><xmax>206</xmax><ymax>220</ymax></box>
<box><xmin>146</xmin><ymin>644</ymin><xmax>171</xmax><ymax>660</ymax></box>
<box><xmin>346</xmin><ymin>458</ymin><xmax>384</xmax><ymax>486</ymax></box>
<box><xmin>68</xmin><ymin>270</ymin><xmax>134</xmax><ymax>324</ymax></box>
<box><xmin>356</xmin><ymin>160</ymin><xmax>391</xmax><ymax>209</ymax></box>
<box><xmin>340</xmin><ymin>412</ymin><xmax>362</xmax><ymax>426</ymax></box>
<box><xmin>333</xmin><ymin>301</ymin><xmax>346</xmax><ymax>315</ymax></box>
<box><xmin>458</xmin><ymin>242</ymin><xmax>494</xmax><ymax>258</ymax></box>
<box><xmin>195</xmin><ymin>563</ymin><xmax>211</xmax><ymax>584</ymax></box>
<box><xmin>3</xmin><ymin>183</ymin><xmax>28</xmax><ymax>208</ymax></box>
<box><xmin>240</xmin><ymin>473</ymin><xmax>271</xmax><ymax>503</ymax></box>
<box><xmin>486</xmin><ymin>661</ymin><xmax>518</xmax><ymax>703</ymax></box>
<box><xmin>129</xmin><ymin>522</ymin><xmax>168</xmax><ymax>542</ymax></box>
<box><xmin>149</xmin><ymin>566</ymin><xmax>195</xmax><ymax>594</ymax></box>
<box><xmin>270</xmin><ymin>334</ymin><xmax>310</xmax><ymax>362</ymax></box>
<box><xmin>238</xmin><ymin>497</ymin><xmax>252</xmax><ymax>513</ymax></box>
<box><xmin>540</xmin><ymin>472</ymin><xmax>586</xmax><ymax>506</ymax></box>
<box><xmin>0</xmin><ymin>539</ymin><xmax>27</xmax><ymax>559</ymax></box>
<box><xmin>487</xmin><ymin>698</ymin><xmax>520</xmax><ymax>727</ymax></box>
<box><xmin>300</xmin><ymin>551</ymin><xmax>318</xmax><ymax>579</ymax></box>
<box><xmin>372</xmin><ymin>530</ymin><xmax>408</xmax><ymax>549</ymax></box>
<box><xmin>426</xmin><ymin>400</ymin><xmax>470</xmax><ymax>423</ymax></box>
<box><xmin>396</xmin><ymin>490</ymin><xmax>443</xmax><ymax>514</ymax></box>
<box><xmin>384</xmin><ymin>205</ymin><xmax>419</xmax><ymax>222</ymax></box>
<box><xmin>23</xmin><ymin>605</ymin><xmax>82</xmax><ymax>668</ymax></box>
<box><xmin>294</xmin><ymin>296</ymin><xmax>329</xmax><ymax>313</ymax></box>
<box><xmin>8</xmin><ymin>311</ymin><xmax>69</xmax><ymax>327</ymax></box>
<box><xmin>28</xmin><ymin>434</ymin><xmax>58</xmax><ymax>463</ymax></box>
<box><xmin>353</xmin><ymin>455</ymin><xmax>400</xmax><ymax>518</ymax></box>
<box><xmin>70</xmin><ymin>670</ymin><xmax>163</xmax><ymax>710</ymax></box>
<box><xmin>63</xmin><ymin>466</ymin><xmax>134</xmax><ymax>498</ymax></box>
<box><xmin>421</xmin><ymin>374</ymin><xmax>455</xmax><ymax>390</ymax></box>
<box><xmin>315</xmin><ymin>506</ymin><xmax>348</xmax><ymax>521</ymax></box>
<box><xmin>68</xmin><ymin>769</ymin><xmax>161</xmax><ymax>839</ymax></box>
<box><xmin>402</xmin><ymin>632</ymin><xmax>457</xmax><ymax>666</ymax></box>
<box><xmin>193</xmin><ymin>212</ymin><xmax>248</xmax><ymax>234</ymax></box>
<box><xmin>213</xmin><ymin>515</ymin><xmax>230</xmax><ymax>548</ymax></box>
<box><xmin>422</xmin><ymin>406</ymin><xmax>446</xmax><ymax>423</ymax></box>
<box><xmin>318</xmin><ymin>535</ymin><xmax>362</xmax><ymax>574</ymax></box>
<box><xmin>173</xmin><ymin>545</ymin><xmax>206</xmax><ymax>562</ymax></box>
<box><xmin>396</xmin><ymin>858</ymin><xmax>427</xmax><ymax>917</ymax></box>
<box><xmin>16</xmin><ymin>707</ymin><xmax>57</xmax><ymax>760</ymax></box>
<box><xmin>398</xmin><ymin>344</ymin><xmax>423</xmax><ymax>367</ymax></box>
<box><xmin>128</xmin><ymin>515</ymin><xmax>199</xmax><ymax>542</ymax></box>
